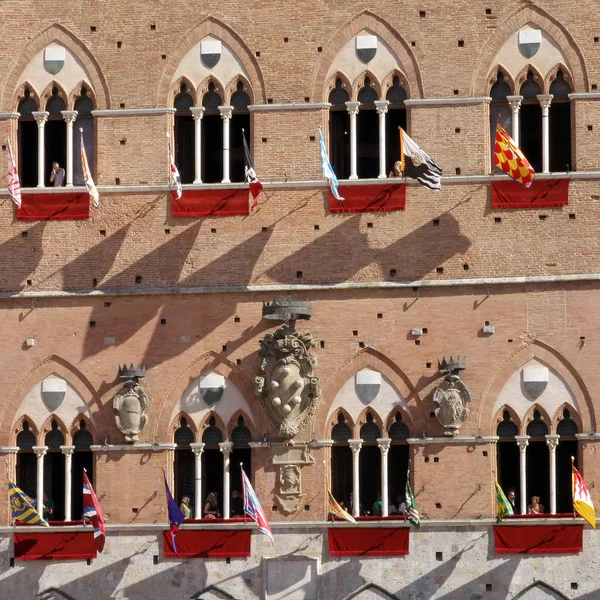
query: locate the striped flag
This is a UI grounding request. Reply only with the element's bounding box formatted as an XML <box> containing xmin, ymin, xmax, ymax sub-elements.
<box><xmin>167</xmin><ymin>132</ymin><xmax>182</xmax><ymax>199</ymax></box>
<box><xmin>493</xmin><ymin>122</ymin><xmax>535</xmax><ymax>188</ymax></box>
<box><xmin>8</xmin><ymin>477</ymin><xmax>48</xmax><ymax>526</ymax></box>
<box><xmin>82</xmin><ymin>469</ymin><xmax>106</xmax><ymax>552</ymax></box>
<box><xmin>405</xmin><ymin>466</ymin><xmax>420</xmax><ymax>529</ymax></box>
<box><xmin>319</xmin><ymin>126</ymin><xmax>344</xmax><ymax>201</ymax></box>
<box><xmin>242</xmin><ymin>128</ymin><xmax>263</xmax><ymax>210</ymax></box>
<box><xmin>399</xmin><ymin>128</ymin><xmax>442</xmax><ymax>191</ymax></box>
<box><xmin>495</xmin><ymin>480</ymin><xmax>514</xmax><ymax>520</ymax></box>
<box><xmin>572</xmin><ymin>459</ymin><xmax>595</xmax><ymax>529</ymax></box>
<box><xmin>7</xmin><ymin>138</ymin><xmax>22</xmax><ymax>208</ymax></box>
<box><xmin>327</xmin><ymin>488</ymin><xmax>356</xmax><ymax>523</ymax></box>
<box><xmin>241</xmin><ymin>467</ymin><xmax>273</xmax><ymax>543</ymax></box>
<box><xmin>80</xmin><ymin>128</ymin><xmax>99</xmax><ymax>208</ymax></box>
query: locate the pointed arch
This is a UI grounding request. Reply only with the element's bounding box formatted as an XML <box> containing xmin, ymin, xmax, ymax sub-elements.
<box><xmin>225</xmin><ymin>74</ymin><xmax>253</xmax><ymax>106</ymax></box>
<box><xmin>545</xmin><ymin>63</ymin><xmax>574</xmax><ymax>94</ymax></box>
<box><xmin>199</xmin><ymin>411</ymin><xmax>227</xmax><ymax>442</ymax></box>
<box><xmin>40</xmin><ymin>414</ymin><xmax>69</xmax><ymax>445</ymax></box>
<box><xmin>1</xmin><ymin>23</ymin><xmax>110</xmax><ymax>110</ymax></box>
<box><xmin>197</xmin><ymin>75</ymin><xmax>226</xmax><ymax>104</ymax></box>
<box><xmin>492</xmin><ymin>405</ymin><xmax>521</xmax><ymax>435</ymax></box>
<box><xmin>487</xmin><ymin>64</ymin><xmax>516</xmax><ymax>95</ymax></box>
<box><xmin>381</xmin><ymin>69</ymin><xmax>410</xmax><ymax>99</ymax></box>
<box><xmin>227</xmin><ymin>409</ymin><xmax>254</xmax><ymax>440</ymax></box>
<box><xmin>68</xmin><ymin>413</ymin><xmax>97</xmax><ymax>443</ymax></box>
<box><xmin>316</xmin><ymin>348</ymin><xmax>425</xmax><ymax>439</ymax></box>
<box><xmin>522</xmin><ymin>404</ymin><xmax>552</xmax><ymax>436</ymax></box>
<box><xmin>13</xmin><ymin>415</ymin><xmax>40</xmax><ymax>446</ymax></box>
<box><xmin>514</xmin><ymin>64</ymin><xmax>545</xmax><ymax>95</ymax></box>
<box><xmin>190</xmin><ymin>584</ymin><xmax>239</xmax><ymax>600</ymax></box>
<box><xmin>352</xmin><ymin>70</ymin><xmax>382</xmax><ymax>101</ymax></box>
<box><xmin>155</xmin><ymin>350</ymin><xmax>263</xmax><ymax>440</ymax></box>
<box><xmin>342</xmin><ymin>582</ymin><xmax>400</xmax><ymax>600</ymax></box>
<box><xmin>156</xmin><ymin>16</ymin><xmax>266</xmax><ymax>106</ymax></box>
<box><xmin>356</xmin><ymin>406</ymin><xmax>384</xmax><ymax>439</ymax></box>
<box><xmin>311</xmin><ymin>10</ymin><xmax>423</xmax><ymax>101</ymax></box>
<box><xmin>169</xmin><ymin>75</ymin><xmax>197</xmax><ymax>107</ymax></box>
<box><xmin>14</xmin><ymin>82</ymin><xmax>41</xmax><ymax>110</ymax></box>
<box><xmin>553</xmin><ymin>402</ymin><xmax>581</xmax><ymax>433</ymax></box>
<box><xmin>472</xmin><ymin>5</ymin><xmax>588</xmax><ymax>95</ymax></box>
<box><xmin>325</xmin><ymin>70</ymin><xmax>352</xmax><ymax>102</ymax></box>
<box><xmin>39</xmin><ymin>80</ymin><xmax>69</xmax><ymax>111</ymax></box>
<box><xmin>384</xmin><ymin>406</ymin><xmax>413</xmax><ymax>437</ymax></box>
<box><xmin>330</xmin><ymin>407</ymin><xmax>355</xmax><ymax>437</ymax></box>
<box><xmin>0</xmin><ymin>355</ymin><xmax>107</xmax><ymax>446</ymax></box>
<box><xmin>170</xmin><ymin>411</ymin><xmax>199</xmax><ymax>442</ymax></box>
<box><xmin>478</xmin><ymin>339</ymin><xmax>594</xmax><ymax>434</ymax></box>
<box><xmin>67</xmin><ymin>80</ymin><xmax>98</xmax><ymax>111</ymax></box>
<box><xmin>513</xmin><ymin>580</ymin><xmax>569</xmax><ymax>600</ymax></box>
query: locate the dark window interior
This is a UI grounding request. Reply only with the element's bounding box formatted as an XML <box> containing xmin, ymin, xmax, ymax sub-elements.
<box><xmin>174</xmin><ymin>85</ymin><xmax>195</xmax><ymax>184</ymax></box>
<box><xmin>329</xmin><ymin>78</ymin><xmax>350</xmax><ymax>180</ymax></box>
<box><xmin>202</xmin><ymin>83</ymin><xmax>223</xmax><ymax>183</ymax></box>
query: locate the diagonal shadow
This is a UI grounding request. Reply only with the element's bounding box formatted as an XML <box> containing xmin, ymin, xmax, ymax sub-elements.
<box><xmin>0</xmin><ymin>222</ymin><xmax>47</xmax><ymax>292</ymax></box>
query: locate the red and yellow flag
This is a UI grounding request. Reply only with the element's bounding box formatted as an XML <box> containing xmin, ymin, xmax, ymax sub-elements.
<box><xmin>493</xmin><ymin>123</ymin><xmax>535</xmax><ymax>188</ymax></box>
<box><xmin>327</xmin><ymin>489</ymin><xmax>356</xmax><ymax>523</ymax></box>
<box><xmin>573</xmin><ymin>459</ymin><xmax>596</xmax><ymax>530</ymax></box>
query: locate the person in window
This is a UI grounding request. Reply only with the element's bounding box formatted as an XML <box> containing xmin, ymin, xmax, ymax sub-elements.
<box><xmin>180</xmin><ymin>495</ymin><xmax>192</xmax><ymax>519</ymax></box>
<box><xmin>506</xmin><ymin>487</ymin><xmax>519</xmax><ymax>515</ymax></box>
<box><xmin>230</xmin><ymin>490</ymin><xmax>244</xmax><ymax>517</ymax></box>
<box><xmin>49</xmin><ymin>162</ymin><xmax>65</xmax><ymax>186</ymax></box>
<box><xmin>527</xmin><ymin>495</ymin><xmax>544</xmax><ymax>514</ymax></box>
<box><xmin>348</xmin><ymin>492</ymin><xmax>364</xmax><ymax>516</ymax></box>
<box><xmin>397</xmin><ymin>499</ymin><xmax>408</xmax><ymax>515</ymax></box>
<box><xmin>42</xmin><ymin>493</ymin><xmax>54</xmax><ymax>521</ymax></box>
<box><xmin>371</xmin><ymin>495</ymin><xmax>383</xmax><ymax>517</ymax></box>
<box><xmin>204</xmin><ymin>492</ymin><xmax>221</xmax><ymax>519</ymax></box>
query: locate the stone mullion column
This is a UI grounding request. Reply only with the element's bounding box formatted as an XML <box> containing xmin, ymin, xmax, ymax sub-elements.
<box><xmin>515</xmin><ymin>436</ymin><xmax>529</xmax><ymax>515</ymax></box>
<box><xmin>219</xmin><ymin>106</ymin><xmax>233</xmax><ymax>184</ymax></box>
<box><xmin>190</xmin><ymin>107</ymin><xmax>205</xmax><ymax>184</ymax></box>
<box><xmin>219</xmin><ymin>442</ymin><xmax>233</xmax><ymax>519</ymax></box>
<box><xmin>506</xmin><ymin>96</ymin><xmax>523</xmax><ymax>146</ymax></box>
<box><xmin>61</xmin><ymin>110</ymin><xmax>78</xmax><ymax>187</ymax></box>
<box><xmin>61</xmin><ymin>445</ymin><xmax>75</xmax><ymax>521</ymax></box>
<box><xmin>32</xmin><ymin>112</ymin><xmax>49</xmax><ymax>187</ymax></box>
<box><xmin>345</xmin><ymin>101</ymin><xmax>360</xmax><ymax>180</ymax></box>
<box><xmin>377</xmin><ymin>438</ymin><xmax>391</xmax><ymax>516</ymax></box>
<box><xmin>546</xmin><ymin>435</ymin><xmax>560</xmax><ymax>514</ymax></box>
<box><xmin>374</xmin><ymin>101</ymin><xmax>389</xmax><ymax>178</ymax></box>
<box><xmin>32</xmin><ymin>446</ymin><xmax>48</xmax><ymax>518</ymax></box>
<box><xmin>348</xmin><ymin>439</ymin><xmax>363</xmax><ymax>517</ymax></box>
<box><xmin>190</xmin><ymin>442</ymin><xmax>205</xmax><ymax>519</ymax></box>
<box><xmin>538</xmin><ymin>94</ymin><xmax>553</xmax><ymax>173</ymax></box>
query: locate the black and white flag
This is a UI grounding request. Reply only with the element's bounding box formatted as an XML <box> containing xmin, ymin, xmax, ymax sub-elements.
<box><xmin>399</xmin><ymin>128</ymin><xmax>442</xmax><ymax>191</ymax></box>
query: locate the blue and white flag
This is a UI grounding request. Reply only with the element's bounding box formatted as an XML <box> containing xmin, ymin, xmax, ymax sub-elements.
<box><xmin>319</xmin><ymin>126</ymin><xmax>344</xmax><ymax>201</ymax></box>
<box><xmin>241</xmin><ymin>467</ymin><xmax>273</xmax><ymax>544</ymax></box>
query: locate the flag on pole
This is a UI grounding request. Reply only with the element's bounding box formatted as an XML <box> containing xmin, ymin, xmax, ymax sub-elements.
<box><xmin>241</xmin><ymin>467</ymin><xmax>273</xmax><ymax>543</ymax></box>
<box><xmin>82</xmin><ymin>469</ymin><xmax>106</xmax><ymax>552</ymax></box>
<box><xmin>8</xmin><ymin>478</ymin><xmax>48</xmax><ymax>526</ymax></box>
<box><xmin>495</xmin><ymin>480</ymin><xmax>514</xmax><ymax>520</ymax></box>
<box><xmin>572</xmin><ymin>458</ymin><xmax>596</xmax><ymax>529</ymax></box>
<box><xmin>7</xmin><ymin>138</ymin><xmax>22</xmax><ymax>208</ymax></box>
<box><xmin>493</xmin><ymin>122</ymin><xmax>535</xmax><ymax>188</ymax></box>
<box><xmin>319</xmin><ymin>126</ymin><xmax>344</xmax><ymax>201</ymax></box>
<box><xmin>167</xmin><ymin>132</ymin><xmax>182</xmax><ymax>199</ymax></box>
<box><xmin>405</xmin><ymin>467</ymin><xmax>420</xmax><ymax>529</ymax></box>
<box><xmin>80</xmin><ymin>128</ymin><xmax>99</xmax><ymax>208</ymax></box>
<box><xmin>163</xmin><ymin>469</ymin><xmax>185</xmax><ymax>552</ymax></box>
<box><xmin>399</xmin><ymin>128</ymin><xmax>442</xmax><ymax>190</ymax></box>
<box><xmin>327</xmin><ymin>488</ymin><xmax>356</xmax><ymax>523</ymax></box>
<box><xmin>242</xmin><ymin>129</ymin><xmax>263</xmax><ymax>210</ymax></box>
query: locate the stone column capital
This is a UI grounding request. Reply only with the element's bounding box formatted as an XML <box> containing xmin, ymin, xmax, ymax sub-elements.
<box><xmin>545</xmin><ymin>434</ymin><xmax>560</xmax><ymax>451</ymax></box>
<box><xmin>32</xmin><ymin>446</ymin><xmax>48</xmax><ymax>457</ymax></box>
<box><xmin>60</xmin><ymin>445</ymin><xmax>75</xmax><ymax>456</ymax></box>
<box><xmin>32</xmin><ymin>111</ymin><xmax>49</xmax><ymax>126</ymax></box>
<box><xmin>190</xmin><ymin>106</ymin><xmax>205</xmax><ymax>120</ymax></box>
<box><xmin>515</xmin><ymin>435</ymin><xmax>530</xmax><ymax>450</ymax></box>
<box><xmin>219</xmin><ymin>441</ymin><xmax>234</xmax><ymax>457</ymax></box>
<box><xmin>61</xmin><ymin>110</ymin><xmax>78</xmax><ymax>124</ymax></box>
<box><xmin>219</xmin><ymin>105</ymin><xmax>233</xmax><ymax>121</ymax></box>
<box><xmin>506</xmin><ymin>95</ymin><xmax>523</xmax><ymax>110</ymax></box>
<box><xmin>348</xmin><ymin>439</ymin><xmax>363</xmax><ymax>453</ymax></box>
<box><xmin>537</xmin><ymin>94</ymin><xmax>553</xmax><ymax>112</ymax></box>
<box><xmin>377</xmin><ymin>438</ymin><xmax>391</xmax><ymax>454</ymax></box>
<box><xmin>190</xmin><ymin>442</ymin><xmax>205</xmax><ymax>456</ymax></box>
<box><xmin>374</xmin><ymin>100</ymin><xmax>389</xmax><ymax>115</ymax></box>
<box><xmin>345</xmin><ymin>101</ymin><xmax>361</xmax><ymax>116</ymax></box>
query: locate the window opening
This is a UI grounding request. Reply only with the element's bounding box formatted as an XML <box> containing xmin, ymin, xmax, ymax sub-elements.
<box><xmin>230</xmin><ymin>81</ymin><xmax>251</xmax><ymax>183</ymax></box>
<box><xmin>496</xmin><ymin>410</ymin><xmax>520</xmax><ymax>511</ymax></box>
<box><xmin>386</xmin><ymin>77</ymin><xmax>407</xmax><ymax>175</ymax></box>
<box><xmin>525</xmin><ymin>410</ymin><xmax>549</xmax><ymax>513</ymax></box>
<box><xmin>201</xmin><ymin>416</ymin><xmax>223</xmax><ymax>516</ymax></box>
<box><xmin>72</xmin><ymin>421</ymin><xmax>93</xmax><ymax>520</ymax></box>
<box><xmin>357</xmin><ymin>78</ymin><xmax>378</xmax><ymax>179</ymax></box>
<box><xmin>359</xmin><ymin>412</ymin><xmax>381</xmax><ymax>514</ymax></box>
<box><xmin>519</xmin><ymin>71</ymin><xmax>542</xmax><ymax>172</ymax></box>
<box><xmin>73</xmin><ymin>88</ymin><xmax>95</xmax><ymax>185</ymax></box>
<box><xmin>17</xmin><ymin>420</ymin><xmax>37</xmax><ymax>500</ymax></box>
<box><xmin>388</xmin><ymin>413</ymin><xmax>409</xmax><ymax>513</ymax></box>
<box><xmin>201</xmin><ymin>83</ymin><xmax>223</xmax><ymax>183</ymax></box>
<box><xmin>174</xmin><ymin>417</ymin><xmax>195</xmax><ymax>514</ymax></box>
<box><xmin>230</xmin><ymin>414</ymin><xmax>251</xmax><ymax>516</ymax></box>
<box><xmin>331</xmin><ymin>413</ymin><xmax>352</xmax><ymax>512</ymax></box>
<box><xmin>44</xmin><ymin>420</ymin><xmax>65</xmax><ymax>521</ymax></box>
<box><xmin>329</xmin><ymin>78</ymin><xmax>350</xmax><ymax>180</ymax></box>
<box><xmin>556</xmin><ymin>408</ymin><xmax>578</xmax><ymax>512</ymax></box>
<box><xmin>45</xmin><ymin>87</ymin><xmax>67</xmax><ymax>186</ymax></box>
<box><xmin>174</xmin><ymin>84</ymin><xmax>195</xmax><ymax>184</ymax></box>
<box><xmin>18</xmin><ymin>89</ymin><xmax>38</xmax><ymax>187</ymax></box>
<box><xmin>549</xmin><ymin>71</ymin><xmax>572</xmax><ymax>172</ymax></box>
<box><xmin>490</xmin><ymin>72</ymin><xmax>512</xmax><ymax>170</ymax></box>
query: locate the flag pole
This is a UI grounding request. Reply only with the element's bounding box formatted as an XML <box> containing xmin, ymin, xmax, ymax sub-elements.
<box><xmin>240</xmin><ymin>462</ymin><xmax>247</xmax><ymax>523</ymax></box>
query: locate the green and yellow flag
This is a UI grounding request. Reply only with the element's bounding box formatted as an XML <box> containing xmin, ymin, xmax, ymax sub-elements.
<box><xmin>8</xmin><ymin>478</ymin><xmax>48</xmax><ymax>526</ymax></box>
<box><xmin>327</xmin><ymin>489</ymin><xmax>356</xmax><ymax>523</ymax></box>
<box><xmin>495</xmin><ymin>480</ymin><xmax>514</xmax><ymax>520</ymax></box>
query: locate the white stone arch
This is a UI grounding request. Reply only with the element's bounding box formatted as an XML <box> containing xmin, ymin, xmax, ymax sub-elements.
<box><xmin>491</xmin><ymin>357</ymin><xmax>580</xmax><ymax>430</ymax></box>
<box><xmin>513</xmin><ymin>580</ymin><xmax>569</xmax><ymax>600</ymax></box>
<box><xmin>169</xmin><ymin>369</ymin><xmax>256</xmax><ymax>436</ymax></box>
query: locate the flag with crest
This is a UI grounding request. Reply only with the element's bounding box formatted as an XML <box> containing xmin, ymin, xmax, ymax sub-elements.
<box><xmin>242</xmin><ymin>129</ymin><xmax>263</xmax><ymax>210</ymax></box>
<box><xmin>241</xmin><ymin>467</ymin><xmax>273</xmax><ymax>543</ymax></box>
<box><xmin>399</xmin><ymin>128</ymin><xmax>442</xmax><ymax>190</ymax></box>
<box><xmin>493</xmin><ymin>122</ymin><xmax>535</xmax><ymax>188</ymax></box>
<box><xmin>8</xmin><ymin>478</ymin><xmax>48</xmax><ymax>526</ymax></box>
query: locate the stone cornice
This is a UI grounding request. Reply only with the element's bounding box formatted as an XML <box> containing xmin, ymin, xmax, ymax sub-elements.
<box><xmin>91</xmin><ymin>107</ymin><xmax>175</xmax><ymax>117</ymax></box>
<box><xmin>405</xmin><ymin>97</ymin><xmax>492</xmax><ymax>107</ymax></box>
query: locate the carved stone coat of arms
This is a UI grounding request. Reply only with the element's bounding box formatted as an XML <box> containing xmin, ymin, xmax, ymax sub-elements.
<box><xmin>433</xmin><ymin>374</ymin><xmax>471</xmax><ymax>436</ymax></box>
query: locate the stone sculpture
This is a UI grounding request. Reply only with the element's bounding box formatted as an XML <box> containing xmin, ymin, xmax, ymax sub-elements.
<box><xmin>433</xmin><ymin>374</ymin><xmax>471</xmax><ymax>436</ymax></box>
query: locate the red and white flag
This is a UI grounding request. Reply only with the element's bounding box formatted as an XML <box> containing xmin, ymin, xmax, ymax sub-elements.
<box><xmin>7</xmin><ymin>139</ymin><xmax>22</xmax><ymax>208</ymax></box>
<box><xmin>80</xmin><ymin>128</ymin><xmax>99</xmax><ymax>208</ymax></box>
<box><xmin>241</xmin><ymin>467</ymin><xmax>273</xmax><ymax>543</ymax></box>
<box><xmin>242</xmin><ymin>129</ymin><xmax>263</xmax><ymax>210</ymax></box>
<box><xmin>83</xmin><ymin>469</ymin><xmax>106</xmax><ymax>553</ymax></box>
<box><xmin>167</xmin><ymin>132</ymin><xmax>182</xmax><ymax>199</ymax></box>
<box><xmin>573</xmin><ymin>459</ymin><xmax>596</xmax><ymax>529</ymax></box>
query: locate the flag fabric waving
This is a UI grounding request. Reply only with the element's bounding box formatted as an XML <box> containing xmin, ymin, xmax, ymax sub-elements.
<box><xmin>241</xmin><ymin>467</ymin><xmax>273</xmax><ymax>543</ymax></box>
<box><xmin>405</xmin><ymin>467</ymin><xmax>420</xmax><ymax>529</ymax></box>
<box><xmin>319</xmin><ymin>126</ymin><xmax>344</xmax><ymax>201</ymax></box>
<box><xmin>399</xmin><ymin>128</ymin><xmax>442</xmax><ymax>191</ymax></box>
<box><xmin>327</xmin><ymin>488</ymin><xmax>356</xmax><ymax>523</ymax></box>
<box><xmin>572</xmin><ymin>459</ymin><xmax>596</xmax><ymax>529</ymax></box>
<box><xmin>83</xmin><ymin>469</ymin><xmax>106</xmax><ymax>552</ymax></box>
<box><xmin>495</xmin><ymin>480</ymin><xmax>514</xmax><ymax>520</ymax></box>
<box><xmin>242</xmin><ymin>129</ymin><xmax>263</xmax><ymax>210</ymax></box>
<box><xmin>167</xmin><ymin>132</ymin><xmax>182</xmax><ymax>199</ymax></box>
<box><xmin>8</xmin><ymin>478</ymin><xmax>48</xmax><ymax>526</ymax></box>
<box><xmin>80</xmin><ymin>128</ymin><xmax>99</xmax><ymax>208</ymax></box>
<box><xmin>7</xmin><ymin>139</ymin><xmax>22</xmax><ymax>208</ymax></box>
<box><xmin>163</xmin><ymin>469</ymin><xmax>185</xmax><ymax>553</ymax></box>
<box><xmin>493</xmin><ymin>122</ymin><xmax>535</xmax><ymax>188</ymax></box>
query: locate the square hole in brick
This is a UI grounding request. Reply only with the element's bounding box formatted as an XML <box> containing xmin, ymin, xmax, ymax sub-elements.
<box><xmin>160</xmin><ymin>318</ymin><xmax>166</xmax><ymax>325</ymax></box>
<box><xmin>150</xmin><ymin>23</ymin><xmax>156</xmax><ymax>30</ymax></box>
<box><xmin>296</xmin><ymin>271</ymin><xmax>303</xmax><ymax>279</ymax></box>
<box><xmin>309</xmin><ymin>135</ymin><xmax>316</xmax><ymax>142</ymax></box>
<box><xmin>359</xmin><ymin>342</ymin><xmax>365</xmax><ymax>348</ymax></box>
<box><xmin>26</xmin><ymin>279</ymin><xmax>32</xmax><ymax>286</ymax></box>
<box><xmin>486</xmin><ymin>584</ymin><xmax>493</xmax><ymax>592</ymax></box>
<box><xmin>483</xmin><ymin>450</ymin><xmax>488</xmax><ymax>457</ymax></box>
<box><xmin>539</xmin><ymin>214</ymin><xmax>547</xmax><ymax>221</ymax></box>
<box><xmin>153</xmin><ymin>555</ymin><xmax>159</xmax><ymax>565</ymax></box>
<box><xmin>455</xmin><ymin>167</ymin><xmax>461</xmax><ymax>175</ymax></box>
<box><xmin>262</xmin><ymin>226</ymin><xmax>268</xmax><ymax>232</ymax></box>
<box><xmin>455</xmin><ymin>127</ymin><xmax>461</xmax><ymax>133</ymax></box>
<box><xmin>508</xmin><ymin>339</ymin><xmax>513</xmax><ymax>343</ymax></box>
<box><xmin>317</xmin><ymin>46</ymin><xmax>322</xmax><ymax>52</ymax></box>
<box><xmin>222</xmin><ymin>345</ymin><xmax>227</xmax><ymax>352</ymax></box>
<box><xmin>429</xmin><ymin>412</ymin><xmax>435</xmax><ymax>418</ymax></box>
<box><xmin>284</xmin><ymin>37</ymin><xmax>289</xmax><ymax>43</ymax></box>
<box><xmin>234</xmin><ymin>316</ymin><xmax>240</xmax><ymax>323</ymax></box>
<box><xmin>569</xmin><ymin>213</ymin><xmax>576</xmax><ymax>220</ymax></box>
<box><xmin>422</xmin><ymin>327</ymin><xmax>428</xmax><ymax>333</ymax></box>
<box><xmin>377</xmin><ymin>313</ymin><xmax>383</xmax><ymax>319</ymax></box>
<box><xmin>165</xmin><ymin>228</ymin><xmax>171</xmax><ymax>234</ymax></box>
<box><xmin>390</xmin><ymin>269</ymin><xmax>397</xmax><ymax>277</ymax></box>
<box><xmin>433</xmin><ymin>457</ymin><xmax>439</xmax><ymax>463</ymax></box>
<box><xmin>415</xmin><ymin>340</ymin><xmax>421</xmax><ymax>346</ymax></box>
<box><xmin>21</xmin><ymin>231</ymin><xmax>28</xmax><ymax>238</ymax></box>
<box><xmin>100</xmin><ymin>229</ymin><xmax>106</xmax><ymax>236</ymax></box>
<box><xmin>485</xmin><ymin>8</ymin><xmax>492</xmax><ymax>14</ymax></box>
<box><xmin>119</xmin><ymin>103</ymin><xmax>125</xmax><ymax>108</ymax></box>
<box><xmin>92</xmin><ymin>279</ymin><xmax>97</xmax><ymax>287</ymax></box>
<box><xmin>426</xmin><ymin>362</ymin><xmax>432</xmax><ymax>368</ymax></box>
<box><xmin>236</xmin><ymin>358</ymin><xmax>242</xmax><ymax>365</ymax></box>
<box><xmin>320</xmin><ymin>340</ymin><xmax>325</xmax><ymax>349</ymax></box>
<box><xmin>305</xmin><ymin>97</ymin><xmax>310</xmax><ymax>102</ymax></box>
<box><xmin>463</xmin><ymin>264</ymin><xmax>469</xmax><ymax>270</ymax></box>
<box><xmin>1</xmin><ymin>145</ymin><xmax>5</xmax><ymax>151</ymax></box>
<box><xmin>135</xmin><ymin>275</ymin><xmax>142</xmax><ymax>284</ymax></box>
<box><xmin>90</xmin><ymin>26</ymin><xmax>97</xmax><ymax>32</ymax></box>
<box><xmin>262</xmin><ymin>137</ymin><xmax>268</xmax><ymax>143</ymax></box>
<box><xmin>494</xmin><ymin>217</ymin><xmax>502</xmax><ymax>223</ymax></box>
<box><xmin>161</xmin><ymin>54</ymin><xmax>167</xmax><ymax>60</ymax></box>
<box><xmin>435</xmin><ymin>502</ymin><xmax>442</xmax><ymax>508</ymax></box>
<box><xmin>256</xmin><ymin>51</ymin><xmax>261</xmax><ymax>57</ymax></box>
<box><xmin>436</xmin><ymin>267</ymin><xmax>444</xmax><ymax>274</ymax></box>
<box><xmin>104</xmin><ymin>302</ymin><xmax>111</xmax><ymax>308</ymax></box>
<box><xmin>588</xmin><ymin>125</ymin><xmax>594</xmax><ymax>131</ymax></box>
<box><xmin>433</xmin><ymin>219</ymin><xmax>440</xmax><ymax>226</ymax></box>
<box><xmin>314</xmin><ymin>224</ymin><xmax>320</xmax><ymax>230</ymax></box>
<box><xmin>458</xmin><ymin>40</ymin><xmax>464</xmax><ymax>47</ymax></box>
<box><xmin>115</xmin><ymin>177</ymin><xmax>121</xmax><ymax>185</ymax></box>
<box><xmin>424</xmin><ymin>456</ymin><xmax>430</xmax><ymax>463</ymax></box>
<box><xmin>453</xmin><ymin>89</ymin><xmax>459</xmax><ymax>95</ymax></box>
<box><xmin>353</xmin><ymin>330</ymin><xmax>358</xmax><ymax>336</ymax></box>
<box><xmin>272</xmin><ymin>505</ymin><xmax>278</xmax><ymax>511</ymax></box>
<box><xmin>89</xmin><ymin>321</ymin><xmax>96</xmax><ymax>328</ymax></box>
<box><xmin>595</xmin><ymin>37</ymin><xmax>599</xmax><ymax>43</ymax></box>
<box><xmin>120</xmin><ymin>139</ymin><xmax>126</xmax><ymax>145</ymax></box>
<box><xmin>571</xmin><ymin>583</ymin><xmax>578</xmax><ymax>590</ymax></box>
<box><xmin>593</xmin><ymin>84</ymin><xmax>598</xmax><ymax>90</ymax></box>
<box><xmin>436</xmin><ymin>552</ymin><xmax>443</xmax><ymax>561</ymax></box>
<box><xmin>367</xmin><ymin>222</ymin><xmax>373</xmax><ymax>228</ymax></box>
<box><xmin>211</xmin><ymin>228</ymin><xmax>217</xmax><ymax>233</ymax></box>
<box><xmin>419</xmin><ymin>10</ymin><xmax>426</xmax><ymax>17</ymax></box>
<box><xmin>267</xmin><ymin>98</ymin><xmax>273</xmax><ymax>104</ymax></box>
<box><xmin>411</xmin><ymin>41</ymin><xmax>416</xmax><ymax>47</ymax></box>
<box><xmin>117</xmin><ymin>41</ymin><xmax>122</xmax><ymax>48</ymax></box>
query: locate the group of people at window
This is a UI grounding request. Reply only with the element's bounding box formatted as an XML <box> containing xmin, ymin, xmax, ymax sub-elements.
<box><xmin>179</xmin><ymin>489</ymin><xmax>245</xmax><ymax>520</ymax></box>
<box><xmin>506</xmin><ymin>488</ymin><xmax>546</xmax><ymax>515</ymax></box>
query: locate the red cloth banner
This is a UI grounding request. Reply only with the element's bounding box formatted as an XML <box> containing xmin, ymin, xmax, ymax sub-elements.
<box><xmin>14</xmin><ymin>530</ymin><xmax>97</xmax><ymax>560</ymax></box>
<box><xmin>493</xmin><ymin>524</ymin><xmax>583</xmax><ymax>554</ymax></box>
<box><xmin>491</xmin><ymin>178</ymin><xmax>569</xmax><ymax>209</ymax></box>
<box><xmin>329</xmin><ymin>184</ymin><xmax>406</xmax><ymax>213</ymax></box>
<box><xmin>328</xmin><ymin>527</ymin><xmax>409</xmax><ymax>556</ymax></box>
<box><xmin>17</xmin><ymin>193</ymin><xmax>90</xmax><ymax>221</ymax></box>
<box><xmin>171</xmin><ymin>189</ymin><xmax>250</xmax><ymax>217</ymax></box>
<box><xmin>162</xmin><ymin>528</ymin><xmax>251</xmax><ymax>558</ymax></box>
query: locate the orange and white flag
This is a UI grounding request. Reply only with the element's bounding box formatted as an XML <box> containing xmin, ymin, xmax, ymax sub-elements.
<box><xmin>493</xmin><ymin>122</ymin><xmax>535</xmax><ymax>188</ymax></box>
<box><xmin>573</xmin><ymin>459</ymin><xmax>595</xmax><ymax>529</ymax></box>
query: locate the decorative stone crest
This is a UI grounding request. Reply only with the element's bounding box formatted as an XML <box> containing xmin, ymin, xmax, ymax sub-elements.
<box><xmin>433</xmin><ymin>374</ymin><xmax>471</xmax><ymax>436</ymax></box>
<box><xmin>274</xmin><ymin>464</ymin><xmax>303</xmax><ymax>515</ymax></box>
<box><xmin>255</xmin><ymin>324</ymin><xmax>320</xmax><ymax>440</ymax></box>
<box><xmin>113</xmin><ymin>364</ymin><xmax>149</xmax><ymax>443</ymax></box>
